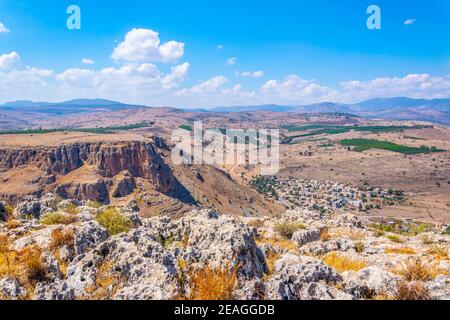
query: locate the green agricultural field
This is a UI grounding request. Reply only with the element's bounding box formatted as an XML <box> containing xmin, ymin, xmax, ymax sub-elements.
<box><xmin>179</xmin><ymin>124</ymin><xmax>193</xmax><ymax>132</ymax></box>
<box><xmin>283</xmin><ymin>124</ymin><xmax>431</xmax><ymax>136</ymax></box>
<box><xmin>340</xmin><ymin>139</ymin><xmax>446</xmax><ymax>155</ymax></box>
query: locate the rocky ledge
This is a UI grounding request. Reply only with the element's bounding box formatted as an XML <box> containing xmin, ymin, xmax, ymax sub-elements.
<box><xmin>0</xmin><ymin>195</ymin><xmax>449</xmax><ymax>300</ymax></box>
<box><xmin>0</xmin><ymin>140</ymin><xmax>175</xmax><ymax>204</ymax></box>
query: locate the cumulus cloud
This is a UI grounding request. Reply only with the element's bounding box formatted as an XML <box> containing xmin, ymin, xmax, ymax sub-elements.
<box><xmin>0</xmin><ymin>66</ymin><xmax>53</xmax><ymax>101</ymax></box>
<box><xmin>404</xmin><ymin>18</ymin><xmax>416</xmax><ymax>25</ymax></box>
<box><xmin>0</xmin><ymin>22</ymin><xmax>9</xmax><ymax>33</ymax></box>
<box><xmin>161</xmin><ymin>62</ymin><xmax>190</xmax><ymax>89</ymax></box>
<box><xmin>111</xmin><ymin>28</ymin><xmax>184</xmax><ymax>63</ymax></box>
<box><xmin>261</xmin><ymin>75</ymin><xmax>336</xmax><ymax>103</ymax></box>
<box><xmin>239</xmin><ymin>70</ymin><xmax>264</xmax><ymax>78</ymax></box>
<box><xmin>173</xmin><ymin>76</ymin><xmax>256</xmax><ymax>106</ymax></box>
<box><xmin>81</xmin><ymin>58</ymin><xmax>95</xmax><ymax>65</ymax></box>
<box><xmin>0</xmin><ymin>52</ymin><xmax>20</xmax><ymax>70</ymax></box>
<box><xmin>56</xmin><ymin>62</ymin><xmax>189</xmax><ymax>98</ymax></box>
<box><xmin>226</xmin><ymin>57</ymin><xmax>237</xmax><ymax>65</ymax></box>
<box><xmin>338</xmin><ymin>74</ymin><xmax>450</xmax><ymax>101</ymax></box>
<box><xmin>176</xmin><ymin>76</ymin><xmax>229</xmax><ymax>96</ymax></box>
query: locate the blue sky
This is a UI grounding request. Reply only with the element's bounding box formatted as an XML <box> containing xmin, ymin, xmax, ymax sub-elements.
<box><xmin>0</xmin><ymin>0</ymin><xmax>449</xmax><ymax>107</ymax></box>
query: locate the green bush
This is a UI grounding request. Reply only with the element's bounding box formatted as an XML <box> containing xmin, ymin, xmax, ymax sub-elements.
<box><xmin>4</xmin><ymin>205</ymin><xmax>13</xmax><ymax>218</ymax></box>
<box><xmin>274</xmin><ymin>221</ymin><xmax>305</xmax><ymax>239</ymax></box>
<box><xmin>354</xmin><ymin>242</ymin><xmax>365</xmax><ymax>253</ymax></box>
<box><xmin>96</xmin><ymin>208</ymin><xmax>133</xmax><ymax>235</ymax></box>
<box><xmin>40</xmin><ymin>212</ymin><xmax>78</xmax><ymax>225</ymax></box>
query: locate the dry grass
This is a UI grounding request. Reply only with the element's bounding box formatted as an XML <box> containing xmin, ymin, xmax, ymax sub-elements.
<box><xmin>394</xmin><ymin>281</ymin><xmax>430</xmax><ymax>300</ymax></box>
<box><xmin>329</xmin><ymin>227</ymin><xmax>365</xmax><ymax>241</ymax></box>
<box><xmin>49</xmin><ymin>229</ymin><xmax>74</xmax><ymax>251</ymax></box>
<box><xmin>427</xmin><ymin>245</ymin><xmax>449</xmax><ymax>260</ymax></box>
<box><xmin>5</xmin><ymin>219</ymin><xmax>21</xmax><ymax>230</ymax></box>
<box><xmin>86</xmin><ymin>200</ymin><xmax>103</xmax><ymax>209</ymax></box>
<box><xmin>274</xmin><ymin>221</ymin><xmax>305</xmax><ymax>239</ymax></box>
<box><xmin>256</xmin><ymin>237</ymin><xmax>298</xmax><ymax>253</ymax></box>
<box><xmin>20</xmin><ymin>246</ymin><xmax>47</xmax><ymax>285</ymax></box>
<box><xmin>181</xmin><ymin>264</ymin><xmax>238</xmax><ymax>300</ymax></box>
<box><xmin>264</xmin><ymin>251</ymin><xmax>281</xmax><ymax>276</ymax></box>
<box><xmin>385</xmin><ymin>247</ymin><xmax>416</xmax><ymax>255</ymax></box>
<box><xmin>0</xmin><ymin>234</ymin><xmax>47</xmax><ymax>294</ymax></box>
<box><xmin>0</xmin><ymin>234</ymin><xmax>13</xmax><ymax>276</ymax></box>
<box><xmin>320</xmin><ymin>227</ymin><xmax>331</xmax><ymax>242</ymax></box>
<box><xmin>323</xmin><ymin>252</ymin><xmax>366</xmax><ymax>272</ymax></box>
<box><xmin>247</xmin><ymin>219</ymin><xmax>265</xmax><ymax>228</ymax></box>
<box><xmin>394</xmin><ymin>260</ymin><xmax>440</xmax><ymax>281</ymax></box>
<box><xmin>63</xmin><ymin>203</ymin><xmax>79</xmax><ymax>215</ymax></box>
<box><xmin>420</xmin><ymin>234</ymin><xmax>434</xmax><ymax>245</ymax></box>
<box><xmin>86</xmin><ymin>260</ymin><xmax>123</xmax><ymax>300</ymax></box>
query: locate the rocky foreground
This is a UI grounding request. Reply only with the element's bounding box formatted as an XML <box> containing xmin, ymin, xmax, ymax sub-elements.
<box><xmin>0</xmin><ymin>195</ymin><xmax>449</xmax><ymax>300</ymax></box>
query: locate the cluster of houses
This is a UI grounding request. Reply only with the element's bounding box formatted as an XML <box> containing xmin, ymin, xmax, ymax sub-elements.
<box><xmin>250</xmin><ymin>176</ymin><xmax>404</xmax><ymax>213</ymax></box>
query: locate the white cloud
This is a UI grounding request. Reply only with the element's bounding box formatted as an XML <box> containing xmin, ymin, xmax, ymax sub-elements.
<box><xmin>338</xmin><ymin>74</ymin><xmax>450</xmax><ymax>101</ymax></box>
<box><xmin>240</xmin><ymin>70</ymin><xmax>264</xmax><ymax>78</ymax></box>
<box><xmin>217</xmin><ymin>44</ymin><xmax>224</xmax><ymax>49</ymax></box>
<box><xmin>176</xmin><ymin>76</ymin><xmax>229</xmax><ymax>95</ymax></box>
<box><xmin>0</xmin><ymin>66</ymin><xmax>53</xmax><ymax>102</ymax></box>
<box><xmin>174</xmin><ymin>76</ymin><xmax>256</xmax><ymax>106</ymax></box>
<box><xmin>56</xmin><ymin>62</ymin><xmax>189</xmax><ymax>96</ymax></box>
<box><xmin>0</xmin><ymin>22</ymin><xmax>9</xmax><ymax>33</ymax></box>
<box><xmin>404</xmin><ymin>18</ymin><xmax>416</xmax><ymax>25</ymax></box>
<box><xmin>261</xmin><ymin>75</ymin><xmax>336</xmax><ymax>103</ymax></box>
<box><xmin>226</xmin><ymin>57</ymin><xmax>237</xmax><ymax>65</ymax></box>
<box><xmin>161</xmin><ymin>62</ymin><xmax>190</xmax><ymax>89</ymax></box>
<box><xmin>111</xmin><ymin>28</ymin><xmax>184</xmax><ymax>63</ymax></box>
<box><xmin>0</xmin><ymin>52</ymin><xmax>20</xmax><ymax>70</ymax></box>
<box><xmin>81</xmin><ymin>58</ymin><xmax>95</xmax><ymax>65</ymax></box>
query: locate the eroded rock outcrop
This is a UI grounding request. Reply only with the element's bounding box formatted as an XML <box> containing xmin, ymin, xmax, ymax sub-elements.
<box><xmin>0</xmin><ymin>141</ymin><xmax>176</xmax><ymax>203</ymax></box>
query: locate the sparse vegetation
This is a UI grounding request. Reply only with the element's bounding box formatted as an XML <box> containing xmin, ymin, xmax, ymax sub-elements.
<box><xmin>354</xmin><ymin>242</ymin><xmax>365</xmax><ymax>253</ymax></box>
<box><xmin>320</xmin><ymin>227</ymin><xmax>331</xmax><ymax>242</ymax></box>
<box><xmin>5</xmin><ymin>219</ymin><xmax>22</xmax><ymax>230</ymax></box>
<box><xmin>427</xmin><ymin>245</ymin><xmax>449</xmax><ymax>260</ymax></box>
<box><xmin>396</xmin><ymin>260</ymin><xmax>434</xmax><ymax>282</ymax></box>
<box><xmin>182</xmin><ymin>264</ymin><xmax>238</xmax><ymax>300</ymax></box>
<box><xmin>49</xmin><ymin>229</ymin><xmax>74</xmax><ymax>250</ymax></box>
<box><xmin>96</xmin><ymin>208</ymin><xmax>133</xmax><ymax>235</ymax></box>
<box><xmin>86</xmin><ymin>200</ymin><xmax>103</xmax><ymax>209</ymax></box>
<box><xmin>394</xmin><ymin>281</ymin><xmax>430</xmax><ymax>300</ymax></box>
<box><xmin>62</xmin><ymin>203</ymin><xmax>79</xmax><ymax>215</ymax></box>
<box><xmin>386</xmin><ymin>235</ymin><xmax>404</xmax><ymax>244</ymax></box>
<box><xmin>274</xmin><ymin>221</ymin><xmax>305</xmax><ymax>239</ymax></box>
<box><xmin>322</xmin><ymin>252</ymin><xmax>366</xmax><ymax>272</ymax></box>
<box><xmin>385</xmin><ymin>247</ymin><xmax>415</xmax><ymax>255</ymax></box>
<box><xmin>4</xmin><ymin>204</ymin><xmax>14</xmax><ymax>218</ymax></box>
<box><xmin>40</xmin><ymin>212</ymin><xmax>78</xmax><ymax>225</ymax></box>
<box><xmin>369</xmin><ymin>221</ymin><xmax>431</xmax><ymax>237</ymax></box>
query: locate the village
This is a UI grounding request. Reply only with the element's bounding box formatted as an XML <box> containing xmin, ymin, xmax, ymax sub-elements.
<box><xmin>250</xmin><ymin>176</ymin><xmax>405</xmax><ymax>213</ymax></box>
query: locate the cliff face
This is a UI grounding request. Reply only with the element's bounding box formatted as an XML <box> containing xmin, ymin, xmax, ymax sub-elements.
<box><xmin>0</xmin><ymin>141</ymin><xmax>175</xmax><ymax>203</ymax></box>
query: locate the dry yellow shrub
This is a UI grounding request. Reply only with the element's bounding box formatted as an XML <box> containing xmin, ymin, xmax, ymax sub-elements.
<box><xmin>323</xmin><ymin>252</ymin><xmax>366</xmax><ymax>272</ymax></box>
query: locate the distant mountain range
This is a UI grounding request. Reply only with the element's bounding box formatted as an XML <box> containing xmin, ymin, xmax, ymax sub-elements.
<box><xmin>185</xmin><ymin>97</ymin><xmax>450</xmax><ymax>125</ymax></box>
<box><xmin>0</xmin><ymin>99</ymin><xmax>146</xmax><ymax>115</ymax></box>
<box><xmin>1</xmin><ymin>97</ymin><xmax>449</xmax><ymax>125</ymax></box>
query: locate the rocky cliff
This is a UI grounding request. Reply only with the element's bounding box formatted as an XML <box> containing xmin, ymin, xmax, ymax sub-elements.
<box><xmin>0</xmin><ymin>141</ymin><xmax>176</xmax><ymax>204</ymax></box>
